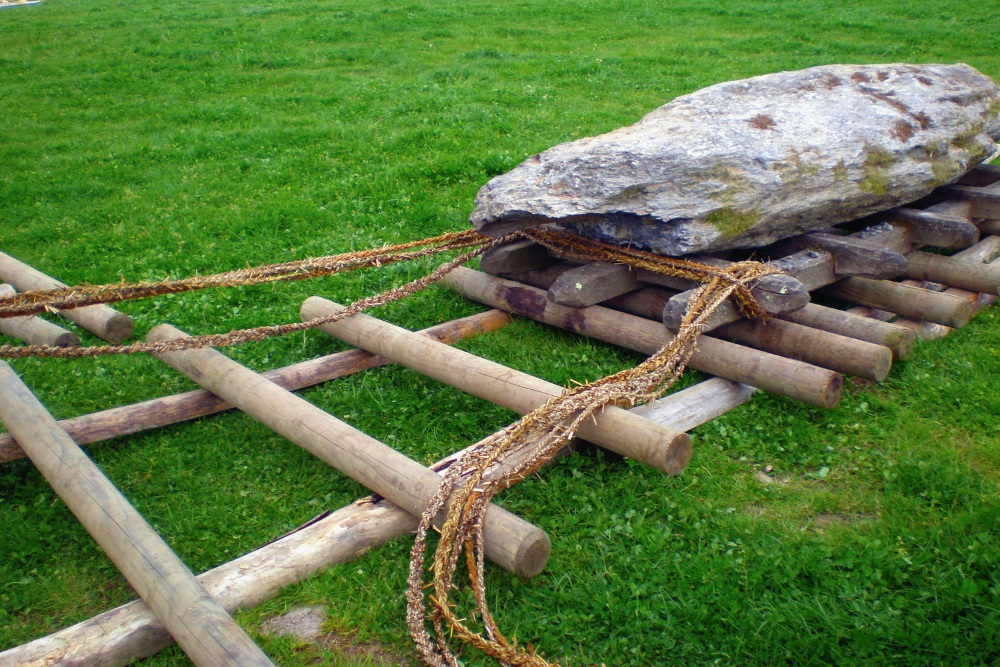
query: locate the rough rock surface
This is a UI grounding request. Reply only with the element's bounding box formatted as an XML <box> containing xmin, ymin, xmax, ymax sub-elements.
<box><xmin>471</xmin><ymin>63</ymin><xmax>1000</xmax><ymax>256</ymax></box>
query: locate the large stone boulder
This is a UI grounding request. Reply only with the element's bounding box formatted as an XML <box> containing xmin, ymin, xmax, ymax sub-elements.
<box><xmin>471</xmin><ymin>63</ymin><xmax>1000</xmax><ymax>256</ymax></box>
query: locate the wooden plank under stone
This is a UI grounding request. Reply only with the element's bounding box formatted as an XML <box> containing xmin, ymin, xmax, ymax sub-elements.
<box><xmin>445</xmin><ymin>267</ymin><xmax>842</xmax><ymax>408</ymax></box>
<box><xmin>547</xmin><ymin>261</ymin><xmax>640</xmax><ymax>307</ymax></box>
<box><xmin>0</xmin><ymin>362</ymin><xmax>276</xmax><ymax>667</ymax></box>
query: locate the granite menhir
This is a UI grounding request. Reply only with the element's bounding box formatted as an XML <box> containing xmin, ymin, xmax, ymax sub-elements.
<box><xmin>471</xmin><ymin>63</ymin><xmax>1000</xmax><ymax>256</ymax></box>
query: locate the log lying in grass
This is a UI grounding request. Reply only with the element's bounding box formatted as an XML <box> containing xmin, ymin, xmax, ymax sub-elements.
<box><xmin>0</xmin><ymin>310</ymin><xmax>512</xmax><ymax>464</ymax></box>
<box><xmin>301</xmin><ymin>297</ymin><xmax>692</xmax><ymax>475</ymax></box>
<box><xmin>821</xmin><ymin>277</ymin><xmax>973</xmax><ymax>328</ymax></box>
<box><xmin>147</xmin><ymin>324</ymin><xmax>550</xmax><ymax>578</ymax></box>
<box><xmin>0</xmin><ymin>251</ymin><xmax>133</xmax><ymax>343</ymax></box>
<box><xmin>778</xmin><ymin>303</ymin><xmax>916</xmax><ymax>361</ymax></box>
<box><xmin>903</xmin><ymin>250</ymin><xmax>1000</xmax><ymax>295</ymax></box>
<box><xmin>525</xmin><ymin>269</ymin><xmax>892</xmax><ymax>382</ymax></box>
<box><xmin>0</xmin><ymin>376</ymin><xmax>751</xmax><ymax>667</ymax></box>
<box><xmin>0</xmin><ymin>362</ymin><xmax>276</xmax><ymax>667</ymax></box>
<box><xmin>0</xmin><ymin>283</ymin><xmax>79</xmax><ymax>347</ymax></box>
<box><xmin>444</xmin><ymin>267</ymin><xmax>842</xmax><ymax>408</ymax></box>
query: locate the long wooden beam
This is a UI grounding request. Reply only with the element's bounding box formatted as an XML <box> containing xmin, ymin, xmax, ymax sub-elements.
<box><xmin>147</xmin><ymin>324</ymin><xmax>550</xmax><ymax>578</ymax></box>
<box><xmin>0</xmin><ymin>376</ymin><xmax>752</xmax><ymax>667</ymax></box>
<box><xmin>0</xmin><ymin>251</ymin><xmax>133</xmax><ymax>343</ymax></box>
<box><xmin>444</xmin><ymin>267</ymin><xmax>842</xmax><ymax>408</ymax></box>
<box><xmin>300</xmin><ymin>297</ymin><xmax>692</xmax><ymax>475</ymax></box>
<box><xmin>0</xmin><ymin>363</ymin><xmax>276</xmax><ymax>667</ymax></box>
<box><xmin>0</xmin><ymin>310</ymin><xmax>512</xmax><ymax>464</ymax></box>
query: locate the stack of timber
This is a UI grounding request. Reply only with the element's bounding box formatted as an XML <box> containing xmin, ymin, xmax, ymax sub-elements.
<box><xmin>457</xmin><ymin>163</ymin><xmax>1000</xmax><ymax>410</ymax></box>
<box><xmin>2</xmin><ymin>166</ymin><xmax>998</xmax><ymax>666</ymax></box>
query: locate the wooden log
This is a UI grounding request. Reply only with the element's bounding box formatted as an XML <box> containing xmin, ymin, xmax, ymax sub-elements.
<box><xmin>778</xmin><ymin>303</ymin><xmax>916</xmax><ymax>361</ymax></box>
<box><xmin>0</xmin><ymin>251</ymin><xmax>133</xmax><ymax>343</ymax></box>
<box><xmin>0</xmin><ymin>310</ymin><xmax>513</xmax><ymax>464</ymax></box>
<box><xmin>979</xmin><ymin>219</ymin><xmax>1000</xmax><ymax>234</ymax></box>
<box><xmin>859</xmin><ymin>235</ymin><xmax>1000</xmax><ymax>341</ymax></box>
<box><xmin>531</xmin><ymin>273</ymin><xmax>891</xmax><ymax>381</ymax></box>
<box><xmin>786</xmin><ymin>233</ymin><xmax>908</xmax><ymax>278</ymax></box>
<box><xmin>942</xmin><ymin>184</ymin><xmax>1000</xmax><ymax>219</ymax></box>
<box><xmin>822</xmin><ymin>277</ymin><xmax>973</xmax><ymax>328</ymax></box>
<box><xmin>888</xmin><ymin>208</ymin><xmax>981</xmax><ymax>249</ymax></box>
<box><xmin>480</xmin><ymin>239</ymin><xmax>554</xmax><ymax>274</ymax></box>
<box><xmin>903</xmin><ymin>250</ymin><xmax>1000</xmax><ymax>295</ymax></box>
<box><xmin>0</xmin><ymin>283</ymin><xmax>79</xmax><ymax>347</ymax></box>
<box><xmin>300</xmin><ymin>297</ymin><xmax>692</xmax><ymax>475</ymax></box>
<box><xmin>444</xmin><ymin>267</ymin><xmax>842</xmax><ymax>408</ymax></box>
<box><xmin>0</xmin><ymin>375</ymin><xmax>753</xmax><ymax>667</ymax></box>
<box><xmin>714</xmin><ymin>318</ymin><xmax>892</xmax><ymax>382</ymax></box>
<box><xmin>765</xmin><ymin>249</ymin><xmax>838</xmax><ymax>291</ymax></box>
<box><xmin>959</xmin><ymin>163</ymin><xmax>1000</xmax><ymax>187</ymax></box>
<box><xmin>147</xmin><ymin>324</ymin><xmax>550</xmax><ymax>578</ymax></box>
<box><xmin>547</xmin><ymin>262</ymin><xmax>639</xmax><ymax>307</ymax></box>
<box><xmin>0</xmin><ymin>362</ymin><xmax>276</xmax><ymax>667</ymax></box>
<box><xmin>631</xmin><ymin>377</ymin><xmax>756</xmax><ymax>431</ymax></box>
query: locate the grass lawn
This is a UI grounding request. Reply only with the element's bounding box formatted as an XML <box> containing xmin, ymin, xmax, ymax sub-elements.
<box><xmin>1</xmin><ymin>0</ymin><xmax>999</xmax><ymax>665</ymax></box>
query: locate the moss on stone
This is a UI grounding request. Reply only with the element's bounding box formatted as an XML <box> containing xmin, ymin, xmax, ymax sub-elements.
<box><xmin>833</xmin><ymin>160</ymin><xmax>848</xmax><ymax>182</ymax></box>
<box><xmin>704</xmin><ymin>207</ymin><xmax>759</xmax><ymax>237</ymax></box>
<box><xmin>858</xmin><ymin>145</ymin><xmax>892</xmax><ymax>196</ymax></box>
<box><xmin>950</xmin><ymin>125</ymin><xmax>986</xmax><ymax>159</ymax></box>
<box><xmin>931</xmin><ymin>157</ymin><xmax>962</xmax><ymax>187</ymax></box>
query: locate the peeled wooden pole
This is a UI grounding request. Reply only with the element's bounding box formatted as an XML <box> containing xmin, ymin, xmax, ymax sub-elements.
<box><xmin>0</xmin><ymin>284</ymin><xmax>79</xmax><ymax>347</ymax></box>
<box><xmin>0</xmin><ymin>375</ymin><xmax>751</xmax><ymax>667</ymax></box>
<box><xmin>779</xmin><ymin>303</ymin><xmax>916</xmax><ymax>361</ymax></box>
<box><xmin>0</xmin><ymin>362</ymin><xmax>276</xmax><ymax>667</ymax></box>
<box><xmin>822</xmin><ymin>276</ymin><xmax>973</xmax><ymax>328</ymax></box>
<box><xmin>147</xmin><ymin>324</ymin><xmax>549</xmax><ymax>578</ymax></box>
<box><xmin>902</xmin><ymin>250</ymin><xmax>1000</xmax><ymax>295</ymax></box>
<box><xmin>1</xmin><ymin>309</ymin><xmax>512</xmax><ymax>464</ymax></box>
<box><xmin>0</xmin><ymin>251</ymin><xmax>133</xmax><ymax>343</ymax></box>
<box><xmin>300</xmin><ymin>297</ymin><xmax>692</xmax><ymax>475</ymax></box>
<box><xmin>444</xmin><ymin>267</ymin><xmax>842</xmax><ymax>408</ymax></box>
<box><xmin>538</xmin><ymin>271</ymin><xmax>891</xmax><ymax>381</ymax></box>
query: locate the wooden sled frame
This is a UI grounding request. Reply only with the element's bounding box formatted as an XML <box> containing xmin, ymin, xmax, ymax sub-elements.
<box><xmin>0</xmin><ymin>164</ymin><xmax>999</xmax><ymax>665</ymax></box>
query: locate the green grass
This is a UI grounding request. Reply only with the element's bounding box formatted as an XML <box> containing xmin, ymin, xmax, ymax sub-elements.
<box><xmin>1</xmin><ymin>0</ymin><xmax>1000</xmax><ymax>665</ymax></box>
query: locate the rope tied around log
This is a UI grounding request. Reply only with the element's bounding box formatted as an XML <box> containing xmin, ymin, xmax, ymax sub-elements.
<box><xmin>0</xmin><ymin>228</ymin><xmax>779</xmax><ymax>666</ymax></box>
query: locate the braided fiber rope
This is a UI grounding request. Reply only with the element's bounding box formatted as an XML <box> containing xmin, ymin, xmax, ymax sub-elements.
<box><xmin>0</xmin><ymin>229</ymin><xmax>487</xmax><ymax>320</ymax></box>
<box><xmin>0</xmin><ymin>226</ymin><xmax>777</xmax><ymax>666</ymax></box>
<box><xmin>0</xmin><ymin>231</ymin><xmax>510</xmax><ymax>359</ymax></box>
<box><xmin>404</xmin><ymin>239</ymin><xmax>778</xmax><ymax>667</ymax></box>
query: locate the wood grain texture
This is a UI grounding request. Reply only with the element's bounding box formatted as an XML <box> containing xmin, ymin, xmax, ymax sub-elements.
<box><xmin>147</xmin><ymin>324</ymin><xmax>550</xmax><ymax>578</ymax></box>
<box><xmin>0</xmin><ymin>362</ymin><xmax>276</xmax><ymax>667</ymax></box>
<box><xmin>301</xmin><ymin>296</ymin><xmax>692</xmax><ymax>476</ymax></box>
<box><xmin>0</xmin><ymin>251</ymin><xmax>133</xmax><ymax>343</ymax></box>
<box><xmin>0</xmin><ymin>310</ymin><xmax>512</xmax><ymax>463</ymax></box>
